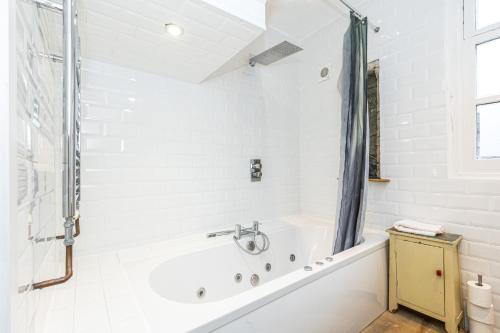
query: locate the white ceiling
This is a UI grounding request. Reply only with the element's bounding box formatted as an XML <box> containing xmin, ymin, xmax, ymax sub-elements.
<box><xmin>78</xmin><ymin>0</ymin><xmax>265</xmax><ymax>83</ymax></box>
<box><xmin>207</xmin><ymin>0</ymin><xmax>348</xmax><ymax>79</ymax></box>
<box><xmin>266</xmin><ymin>0</ymin><xmax>339</xmax><ymax>41</ymax></box>
<box><xmin>78</xmin><ymin>0</ymin><xmax>358</xmax><ymax>83</ymax></box>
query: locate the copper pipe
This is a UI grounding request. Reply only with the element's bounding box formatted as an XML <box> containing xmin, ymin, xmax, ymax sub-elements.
<box><xmin>74</xmin><ymin>217</ymin><xmax>80</xmax><ymax>237</ymax></box>
<box><xmin>33</xmin><ymin>245</ymin><xmax>73</xmax><ymax>289</ymax></box>
<box><xmin>56</xmin><ymin>217</ymin><xmax>80</xmax><ymax>239</ymax></box>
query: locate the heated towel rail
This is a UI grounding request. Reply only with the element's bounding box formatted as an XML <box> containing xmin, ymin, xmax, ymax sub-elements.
<box><xmin>32</xmin><ymin>0</ymin><xmax>81</xmax><ymax>289</ymax></box>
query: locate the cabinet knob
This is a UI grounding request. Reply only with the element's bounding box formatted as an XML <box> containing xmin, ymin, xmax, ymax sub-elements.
<box><xmin>436</xmin><ymin>269</ymin><xmax>442</xmax><ymax>277</ymax></box>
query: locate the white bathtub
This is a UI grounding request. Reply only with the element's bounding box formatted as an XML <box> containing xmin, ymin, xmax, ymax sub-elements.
<box><xmin>120</xmin><ymin>217</ymin><xmax>388</xmax><ymax>333</ymax></box>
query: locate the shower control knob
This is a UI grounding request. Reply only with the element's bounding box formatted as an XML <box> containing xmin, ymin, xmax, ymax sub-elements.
<box><xmin>250</xmin><ymin>159</ymin><xmax>262</xmax><ymax>182</ymax></box>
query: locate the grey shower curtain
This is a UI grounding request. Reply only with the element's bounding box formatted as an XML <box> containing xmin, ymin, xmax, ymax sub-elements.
<box><xmin>333</xmin><ymin>13</ymin><xmax>368</xmax><ymax>254</ymax></box>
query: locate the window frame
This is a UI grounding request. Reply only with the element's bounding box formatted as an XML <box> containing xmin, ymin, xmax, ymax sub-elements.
<box><xmin>450</xmin><ymin>0</ymin><xmax>500</xmax><ymax>178</ymax></box>
<box><xmin>464</xmin><ymin>0</ymin><xmax>500</xmax><ymax>38</ymax></box>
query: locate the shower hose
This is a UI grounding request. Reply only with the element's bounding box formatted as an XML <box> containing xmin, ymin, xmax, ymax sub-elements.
<box><xmin>233</xmin><ymin>232</ymin><xmax>270</xmax><ymax>255</ymax></box>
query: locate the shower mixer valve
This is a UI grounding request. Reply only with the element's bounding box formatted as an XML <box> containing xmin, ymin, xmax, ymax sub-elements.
<box><xmin>250</xmin><ymin>159</ymin><xmax>262</xmax><ymax>182</ymax></box>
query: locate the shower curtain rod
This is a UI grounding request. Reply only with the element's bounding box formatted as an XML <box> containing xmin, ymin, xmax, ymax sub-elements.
<box><xmin>338</xmin><ymin>0</ymin><xmax>380</xmax><ymax>33</ymax></box>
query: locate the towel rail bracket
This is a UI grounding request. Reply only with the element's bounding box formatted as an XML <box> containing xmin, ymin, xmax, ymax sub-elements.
<box><xmin>39</xmin><ymin>52</ymin><xmax>63</xmax><ymax>63</ymax></box>
<box><xmin>32</xmin><ymin>0</ymin><xmax>63</xmax><ymax>13</ymax></box>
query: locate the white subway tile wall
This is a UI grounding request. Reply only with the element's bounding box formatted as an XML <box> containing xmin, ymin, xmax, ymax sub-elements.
<box><xmin>359</xmin><ymin>0</ymin><xmax>500</xmax><ymax>329</ymax></box>
<box><xmin>297</xmin><ymin>20</ymin><xmax>344</xmax><ymax>221</ymax></box>
<box><xmin>78</xmin><ymin>58</ymin><xmax>300</xmax><ymax>254</ymax></box>
<box><xmin>16</xmin><ymin>2</ymin><xmax>63</xmax><ymax>333</ymax></box>
<box><xmin>296</xmin><ymin>0</ymin><xmax>500</xmax><ymax>330</ymax></box>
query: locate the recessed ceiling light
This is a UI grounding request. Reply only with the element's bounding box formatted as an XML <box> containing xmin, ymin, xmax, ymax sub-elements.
<box><xmin>165</xmin><ymin>23</ymin><xmax>184</xmax><ymax>37</ymax></box>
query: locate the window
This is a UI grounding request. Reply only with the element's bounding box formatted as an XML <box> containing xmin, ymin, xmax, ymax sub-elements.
<box><xmin>474</xmin><ymin>37</ymin><xmax>500</xmax><ymax>159</ymax></box>
<box><xmin>473</xmin><ymin>0</ymin><xmax>500</xmax><ymax>31</ymax></box>
<box><xmin>465</xmin><ymin>0</ymin><xmax>500</xmax><ymax>160</ymax></box>
<box><xmin>451</xmin><ymin>0</ymin><xmax>500</xmax><ymax>177</ymax></box>
<box><xmin>477</xmin><ymin>102</ymin><xmax>500</xmax><ymax>158</ymax></box>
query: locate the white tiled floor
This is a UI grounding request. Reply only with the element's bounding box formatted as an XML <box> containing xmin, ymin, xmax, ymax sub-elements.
<box><xmin>43</xmin><ymin>252</ymin><xmax>150</xmax><ymax>333</ymax></box>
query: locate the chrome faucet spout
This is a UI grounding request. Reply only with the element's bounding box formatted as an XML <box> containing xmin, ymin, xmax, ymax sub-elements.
<box><xmin>207</xmin><ymin>222</ymin><xmax>264</xmax><ymax>240</ymax></box>
<box><xmin>206</xmin><ymin>230</ymin><xmax>235</xmax><ymax>238</ymax></box>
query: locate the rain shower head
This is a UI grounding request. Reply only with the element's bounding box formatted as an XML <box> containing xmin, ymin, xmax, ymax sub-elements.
<box><xmin>249</xmin><ymin>41</ymin><xmax>303</xmax><ymax>67</ymax></box>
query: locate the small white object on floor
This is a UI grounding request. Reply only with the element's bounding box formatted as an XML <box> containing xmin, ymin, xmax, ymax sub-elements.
<box><xmin>467</xmin><ymin>275</ymin><xmax>495</xmax><ymax>333</ymax></box>
<box><xmin>469</xmin><ymin>318</ymin><xmax>494</xmax><ymax>333</ymax></box>
<box><xmin>393</xmin><ymin>219</ymin><xmax>444</xmax><ymax>236</ymax></box>
<box><xmin>468</xmin><ymin>303</ymin><xmax>495</xmax><ymax>325</ymax></box>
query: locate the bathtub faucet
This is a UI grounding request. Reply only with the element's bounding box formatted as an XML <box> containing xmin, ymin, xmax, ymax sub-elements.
<box><xmin>207</xmin><ymin>222</ymin><xmax>270</xmax><ymax>255</ymax></box>
<box><xmin>206</xmin><ymin>221</ymin><xmax>261</xmax><ymax>240</ymax></box>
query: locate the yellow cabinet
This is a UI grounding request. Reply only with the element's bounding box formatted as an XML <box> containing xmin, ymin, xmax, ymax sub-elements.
<box><xmin>387</xmin><ymin>228</ymin><xmax>463</xmax><ymax>333</ymax></box>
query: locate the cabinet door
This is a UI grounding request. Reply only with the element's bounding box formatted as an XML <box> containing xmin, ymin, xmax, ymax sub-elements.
<box><xmin>396</xmin><ymin>239</ymin><xmax>445</xmax><ymax>316</ymax></box>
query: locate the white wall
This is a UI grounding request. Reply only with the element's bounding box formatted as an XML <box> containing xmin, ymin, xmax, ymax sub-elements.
<box><xmin>14</xmin><ymin>2</ymin><xmax>63</xmax><ymax>333</ymax></box>
<box><xmin>78</xmin><ymin>58</ymin><xmax>300</xmax><ymax>254</ymax></box>
<box><xmin>350</xmin><ymin>0</ymin><xmax>500</xmax><ymax>329</ymax></box>
<box><xmin>1</xmin><ymin>1</ymin><xmax>15</xmax><ymax>332</ymax></box>
<box><xmin>294</xmin><ymin>0</ymin><xmax>500</xmax><ymax>329</ymax></box>
<box><xmin>297</xmin><ymin>22</ymin><xmax>344</xmax><ymax>221</ymax></box>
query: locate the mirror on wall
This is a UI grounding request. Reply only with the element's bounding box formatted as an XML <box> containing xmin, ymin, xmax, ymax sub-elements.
<box><xmin>367</xmin><ymin>60</ymin><xmax>388</xmax><ymax>182</ymax></box>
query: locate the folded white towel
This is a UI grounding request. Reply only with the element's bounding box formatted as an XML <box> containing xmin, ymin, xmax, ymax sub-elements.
<box><xmin>393</xmin><ymin>219</ymin><xmax>444</xmax><ymax>236</ymax></box>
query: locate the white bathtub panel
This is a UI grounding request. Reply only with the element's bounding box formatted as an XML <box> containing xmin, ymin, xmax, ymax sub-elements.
<box><xmin>213</xmin><ymin>247</ymin><xmax>388</xmax><ymax>333</ymax></box>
